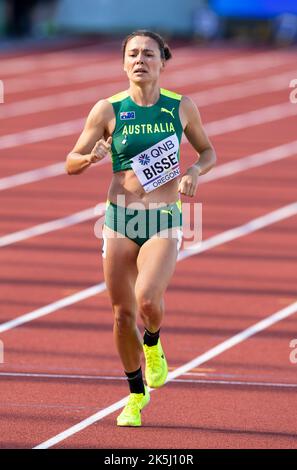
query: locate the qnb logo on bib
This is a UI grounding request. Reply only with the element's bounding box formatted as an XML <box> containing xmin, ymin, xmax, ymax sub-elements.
<box><xmin>131</xmin><ymin>134</ymin><xmax>180</xmax><ymax>193</ymax></box>
<box><xmin>139</xmin><ymin>153</ymin><xmax>150</xmax><ymax>165</ymax></box>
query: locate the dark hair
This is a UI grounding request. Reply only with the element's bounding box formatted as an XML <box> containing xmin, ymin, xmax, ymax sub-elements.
<box><xmin>122</xmin><ymin>30</ymin><xmax>172</xmax><ymax>62</ymax></box>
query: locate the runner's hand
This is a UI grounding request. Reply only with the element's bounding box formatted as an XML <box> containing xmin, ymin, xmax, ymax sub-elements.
<box><xmin>178</xmin><ymin>165</ymin><xmax>200</xmax><ymax>197</ymax></box>
<box><xmin>88</xmin><ymin>136</ymin><xmax>112</xmax><ymax>163</ymax></box>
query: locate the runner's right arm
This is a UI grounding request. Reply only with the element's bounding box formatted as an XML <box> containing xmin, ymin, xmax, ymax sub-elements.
<box><xmin>65</xmin><ymin>100</ymin><xmax>113</xmax><ymax>175</ymax></box>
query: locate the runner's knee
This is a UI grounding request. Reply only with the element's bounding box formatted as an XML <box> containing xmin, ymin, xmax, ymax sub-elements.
<box><xmin>113</xmin><ymin>306</ymin><xmax>136</xmax><ymax>334</ymax></box>
<box><xmin>136</xmin><ymin>291</ymin><xmax>162</xmax><ymax>323</ymax></box>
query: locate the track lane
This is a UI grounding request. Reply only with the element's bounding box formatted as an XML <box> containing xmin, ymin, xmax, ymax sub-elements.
<box><xmin>0</xmin><ymin>216</ymin><xmax>296</xmax><ymax>448</ymax></box>
<box><xmin>0</xmin><ymin>44</ymin><xmax>296</xmax><ymax>449</ymax></box>
<box><xmin>0</xmin><ymin>152</ymin><xmax>296</xmax><ymax>321</ymax></box>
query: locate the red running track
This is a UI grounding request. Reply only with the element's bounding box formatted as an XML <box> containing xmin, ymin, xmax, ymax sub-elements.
<box><xmin>0</xmin><ymin>39</ymin><xmax>297</xmax><ymax>449</ymax></box>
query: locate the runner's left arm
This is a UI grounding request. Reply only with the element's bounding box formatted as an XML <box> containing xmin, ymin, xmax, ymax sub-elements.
<box><xmin>178</xmin><ymin>96</ymin><xmax>216</xmax><ymax>197</ymax></box>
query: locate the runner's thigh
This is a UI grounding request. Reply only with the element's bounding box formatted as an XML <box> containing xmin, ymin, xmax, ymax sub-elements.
<box><xmin>135</xmin><ymin>235</ymin><xmax>178</xmax><ymax>299</ymax></box>
<box><xmin>102</xmin><ymin>226</ymin><xmax>140</xmax><ymax>308</ymax></box>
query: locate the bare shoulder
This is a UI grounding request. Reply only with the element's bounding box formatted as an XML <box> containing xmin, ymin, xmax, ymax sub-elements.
<box><xmin>179</xmin><ymin>96</ymin><xmax>201</xmax><ymax>130</ymax></box>
<box><xmin>87</xmin><ymin>99</ymin><xmax>115</xmax><ymax>127</ymax></box>
<box><xmin>180</xmin><ymin>95</ymin><xmax>200</xmax><ymax>116</ymax></box>
<box><xmin>70</xmin><ymin>99</ymin><xmax>115</xmax><ymax>154</ymax></box>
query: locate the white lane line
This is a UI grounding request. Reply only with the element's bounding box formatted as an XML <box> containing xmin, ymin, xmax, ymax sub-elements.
<box><xmin>0</xmin><ymin>118</ymin><xmax>84</xmax><ymax>150</ymax></box>
<box><xmin>0</xmin><ymin>284</ymin><xmax>107</xmax><ymax>334</ymax></box>
<box><xmin>172</xmin><ymin>378</ymin><xmax>297</xmax><ymax>388</ymax></box>
<box><xmin>1</xmin><ymin>98</ymin><xmax>295</xmax><ymax>192</ymax></box>
<box><xmin>192</xmin><ymin>70</ymin><xmax>294</xmax><ymax>107</ymax></box>
<box><xmin>166</xmin><ymin>301</ymin><xmax>297</xmax><ymax>383</ymax></box>
<box><xmin>2</xmin><ymin>54</ymin><xmax>198</xmax><ymax>95</ymax></box>
<box><xmin>0</xmin><ymin>200</ymin><xmax>296</xmax><ymax>334</ymax></box>
<box><xmin>1</xmin><ymin>100</ymin><xmax>295</xmax><ymax>151</ymax></box>
<box><xmin>0</xmin><ymin>372</ymin><xmax>126</xmax><ymax>380</ymax></box>
<box><xmin>0</xmin><ymin>203</ymin><xmax>105</xmax><ymax>247</ymax></box>
<box><xmin>204</xmin><ymin>101</ymin><xmax>297</xmax><ymax>137</ymax></box>
<box><xmin>0</xmin><ymin>372</ymin><xmax>296</xmax><ymax>389</ymax></box>
<box><xmin>165</xmin><ymin>53</ymin><xmax>294</xmax><ymax>87</ymax></box>
<box><xmin>178</xmin><ymin>201</ymin><xmax>297</xmax><ymax>261</ymax></box>
<box><xmin>1</xmin><ymin>142</ymin><xmax>296</xmax><ymax>246</ymax></box>
<box><xmin>0</xmin><ymin>97</ymin><xmax>296</xmax><ymax>188</ymax></box>
<box><xmin>0</xmin><ymin>85</ymin><xmax>107</xmax><ymax>119</ymax></box>
<box><xmin>33</xmin><ymin>299</ymin><xmax>297</xmax><ymax>449</ymax></box>
<box><xmin>0</xmin><ymin>153</ymin><xmax>108</xmax><ymax>191</ymax></box>
<box><xmin>1</xmin><ymin>67</ymin><xmax>294</xmax><ymax>119</ymax></box>
<box><xmin>201</xmin><ymin>140</ymin><xmax>297</xmax><ymax>183</ymax></box>
<box><xmin>0</xmin><ymin>44</ymin><xmax>204</xmax><ymax>78</ymax></box>
<box><xmin>4</xmin><ymin>50</ymin><xmax>293</xmax><ymax>94</ymax></box>
<box><xmin>0</xmin><ymin>42</ymin><xmax>119</xmax><ymax>76</ymax></box>
<box><xmin>0</xmin><ymin>163</ymin><xmax>65</xmax><ymax>191</ymax></box>
<box><xmin>1</xmin><ymin>140</ymin><xmax>296</xmax><ymax>245</ymax></box>
<box><xmin>7</xmin><ymin>39</ymin><xmax>194</xmax><ymax>74</ymax></box>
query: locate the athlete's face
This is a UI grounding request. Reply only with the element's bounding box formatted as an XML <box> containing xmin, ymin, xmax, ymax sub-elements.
<box><xmin>123</xmin><ymin>36</ymin><xmax>165</xmax><ymax>84</ymax></box>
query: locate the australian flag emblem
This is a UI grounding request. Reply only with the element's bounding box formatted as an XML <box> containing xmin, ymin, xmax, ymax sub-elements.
<box><xmin>120</xmin><ymin>111</ymin><xmax>136</xmax><ymax>120</ymax></box>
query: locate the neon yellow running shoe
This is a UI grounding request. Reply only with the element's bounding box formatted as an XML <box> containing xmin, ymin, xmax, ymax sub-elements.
<box><xmin>143</xmin><ymin>339</ymin><xmax>168</xmax><ymax>388</ymax></box>
<box><xmin>117</xmin><ymin>386</ymin><xmax>150</xmax><ymax>427</ymax></box>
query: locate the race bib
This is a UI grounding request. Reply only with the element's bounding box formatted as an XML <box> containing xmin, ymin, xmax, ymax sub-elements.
<box><xmin>130</xmin><ymin>134</ymin><xmax>180</xmax><ymax>193</ymax></box>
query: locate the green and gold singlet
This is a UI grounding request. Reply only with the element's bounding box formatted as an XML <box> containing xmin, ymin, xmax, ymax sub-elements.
<box><xmin>103</xmin><ymin>88</ymin><xmax>184</xmax><ymax>248</ymax></box>
<box><xmin>108</xmin><ymin>88</ymin><xmax>183</xmax><ymax>193</ymax></box>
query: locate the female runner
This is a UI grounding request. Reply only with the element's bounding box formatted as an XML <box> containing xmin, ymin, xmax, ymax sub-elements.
<box><xmin>66</xmin><ymin>30</ymin><xmax>216</xmax><ymax>427</ymax></box>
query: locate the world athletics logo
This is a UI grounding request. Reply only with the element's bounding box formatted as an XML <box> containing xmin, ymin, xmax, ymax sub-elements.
<box><xmin>139</xmin><ymin>153</ymin><xmax>150</xmax><ymax>165</ymax></box>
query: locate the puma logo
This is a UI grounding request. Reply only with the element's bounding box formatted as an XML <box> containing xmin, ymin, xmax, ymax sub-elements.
<box><xmin>161</xmin><ymin>209</ymin><xmax>172</xmax><ymax>216</ymax></box>
<box><xmin>161</xmin><ymin>107</ymin><xmax>175</xmax><ymax>119</ymax></box>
